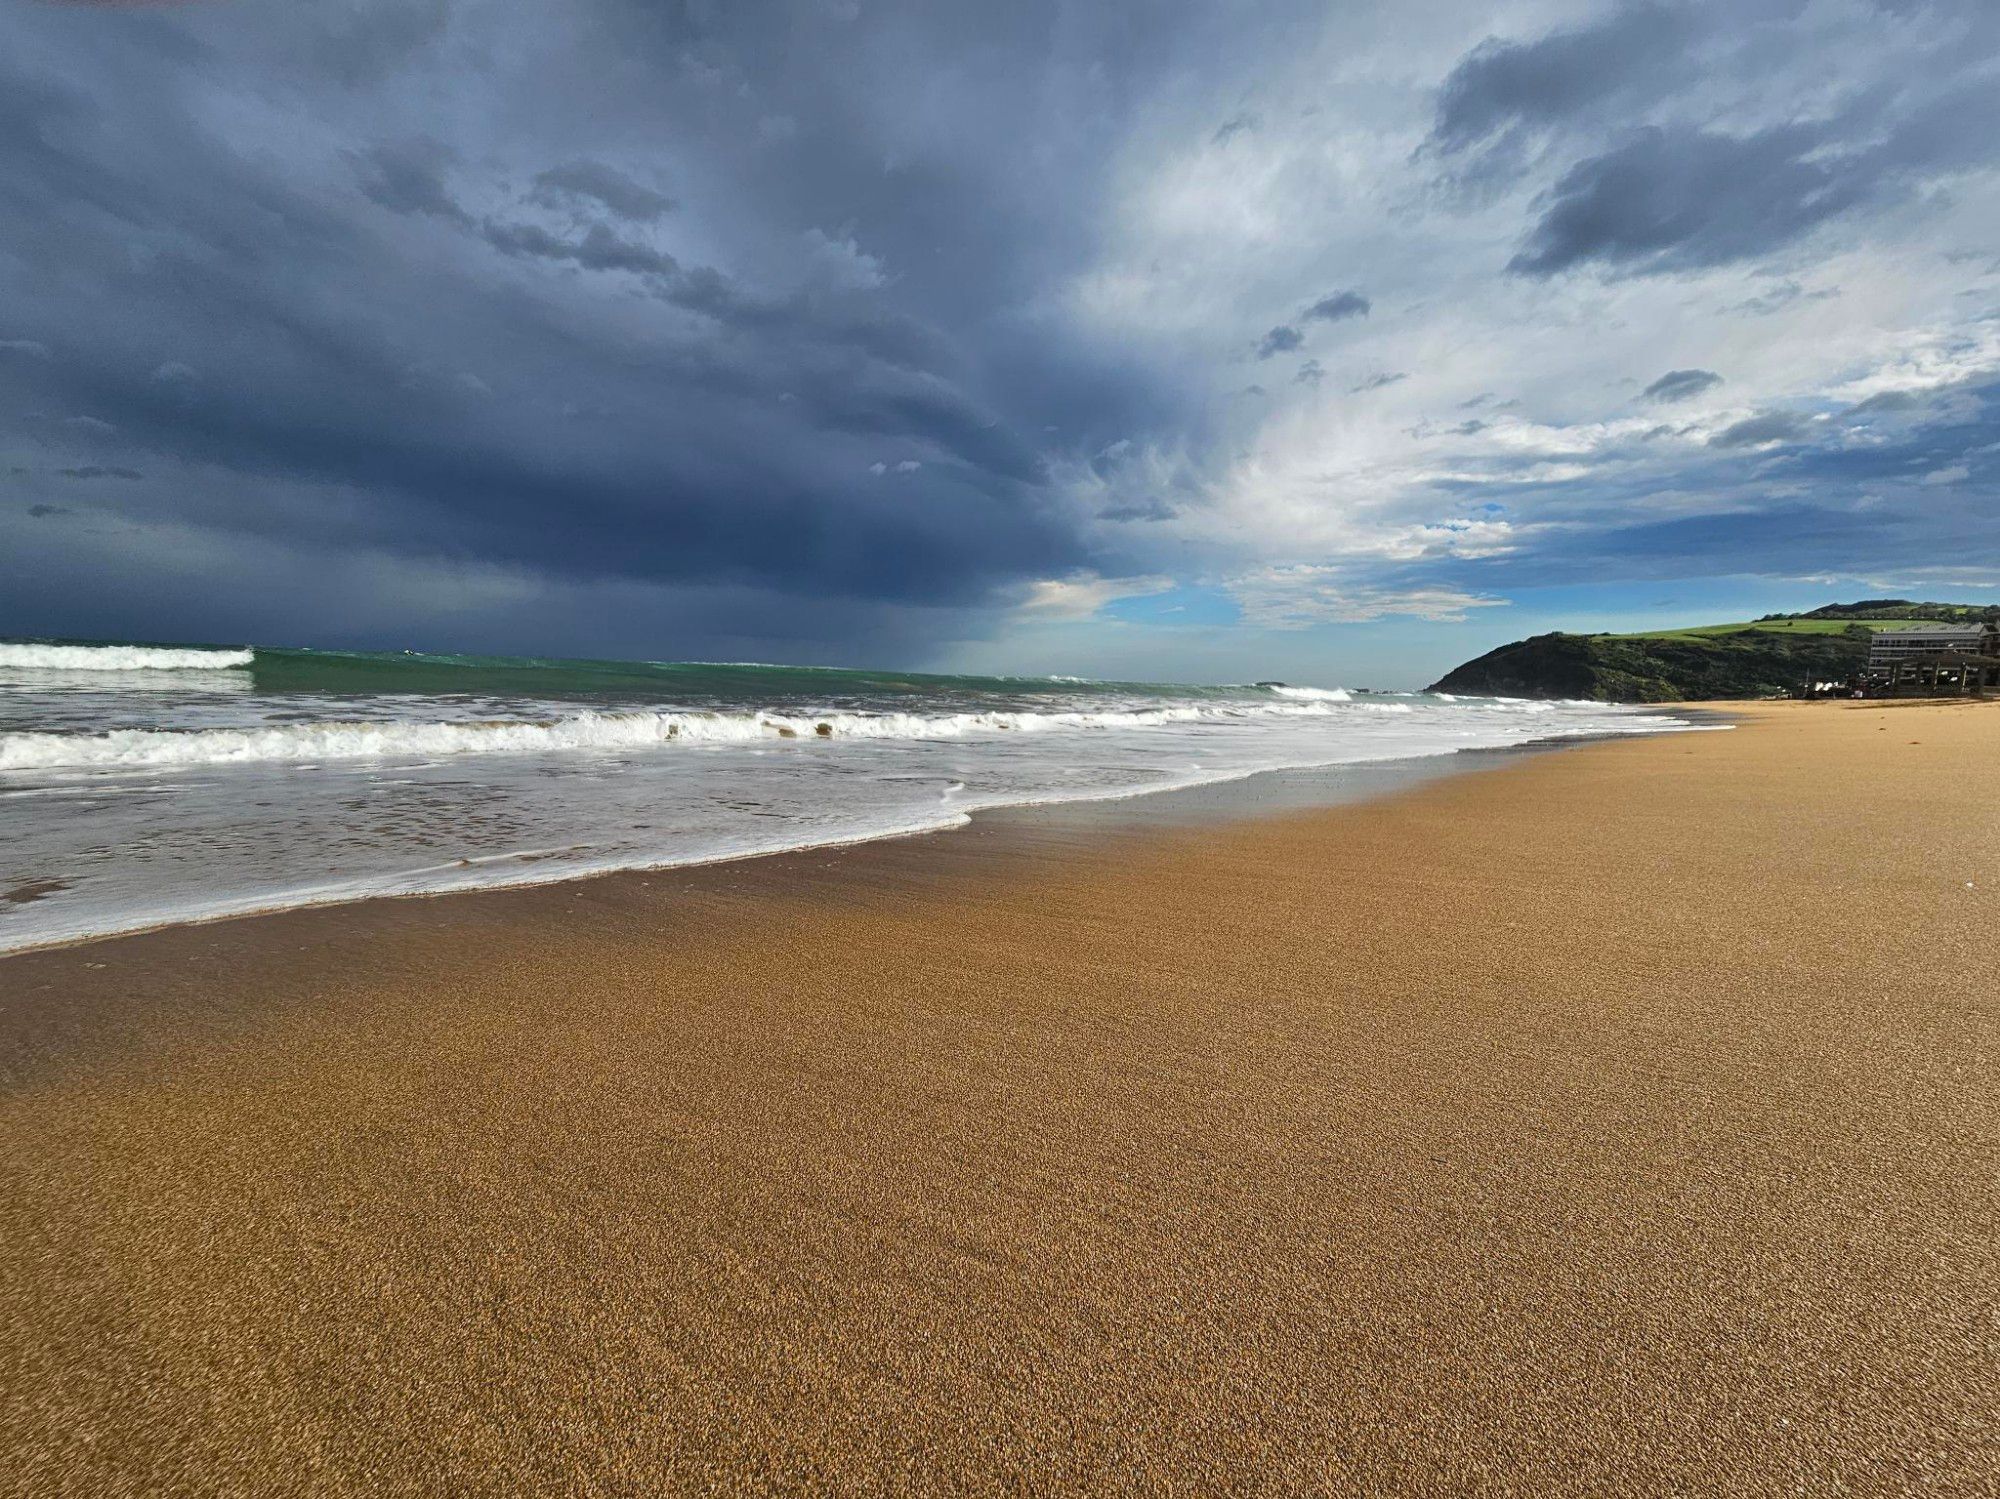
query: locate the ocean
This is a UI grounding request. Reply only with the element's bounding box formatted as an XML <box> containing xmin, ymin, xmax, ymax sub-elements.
<box><xmin>0</xmin><ymin>639</ymin><xmax>1699</xmax><ymax>953</ymax></box>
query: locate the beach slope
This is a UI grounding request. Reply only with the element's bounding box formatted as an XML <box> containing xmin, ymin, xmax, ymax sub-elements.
<box><xmin>2</xmin><ymin>701</ymin><xmax>1994</xmax><ymax>1494</ymax></box>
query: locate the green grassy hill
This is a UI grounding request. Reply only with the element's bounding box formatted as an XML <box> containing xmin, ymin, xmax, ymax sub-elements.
<box><xmin>1608</xmin><ymin>617</ymin><xmax>1932</xmax><ymax>639</ymax></box>
<box><xmin>1428</xmin><ymin>600</ymin><xmax>1999</xmax><ymax>702</ymax></box>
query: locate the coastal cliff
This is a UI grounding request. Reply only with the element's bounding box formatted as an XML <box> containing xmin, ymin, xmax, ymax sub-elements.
<box><xmin>1428</xmin><ymin>600</ymin><xmax>1998</xmax><ymax>702</ymax></box>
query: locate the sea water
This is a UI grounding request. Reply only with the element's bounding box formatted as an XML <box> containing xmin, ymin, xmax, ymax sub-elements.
<box><xmin>0</xmin><ymin>639</ymin><xmax>1698</xmax><ymax>952</ymax></box>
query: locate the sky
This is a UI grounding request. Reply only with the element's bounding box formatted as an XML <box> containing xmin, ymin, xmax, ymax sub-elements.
<box><xmin>3</xmin><ymin>0</ymin><xmax>1999</xmax><ymax>689</ymax></box>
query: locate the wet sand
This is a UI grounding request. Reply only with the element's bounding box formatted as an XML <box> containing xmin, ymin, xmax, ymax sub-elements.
<box><xmin>1</xmin><ymin>700</ymin><xmax>1994</xmax><ymax>1494</ymax></box>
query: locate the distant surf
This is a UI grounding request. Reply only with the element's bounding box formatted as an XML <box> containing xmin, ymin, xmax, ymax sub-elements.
<box><xmin>0</xmin><ymin>638</ymin><xmax>1703</xmax><ymax>953</ymax></box>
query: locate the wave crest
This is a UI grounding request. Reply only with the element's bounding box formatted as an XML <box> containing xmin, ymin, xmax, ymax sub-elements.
<box><xmin>0</xmin><ymin>643</ymin><xmax>253</xmax><ymax>671</ymax></box>
<box><xmin>0</xmin><ymin>699</ymin><xmax>1368</xmax><ymax>772</ymax></box>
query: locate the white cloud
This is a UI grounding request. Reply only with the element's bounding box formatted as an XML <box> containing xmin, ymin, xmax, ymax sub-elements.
<box><xmin>1225</xmin><ymin>565</ymin><xmax>1509</xmax><ymax>628</ymax></box>
<box><xmin>1015</xmin><ymin>572</ymin><xmax>1173</xmax><ymax>619</ymax></box>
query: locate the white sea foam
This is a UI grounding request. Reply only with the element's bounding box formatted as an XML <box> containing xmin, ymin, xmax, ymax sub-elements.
<box><xmin>0</xmin><ymin>699</ymin><xmax>1387</xmax><ymax>772</ymax></box>
<box><xmin>1267</xmin><ymin>684</ymin><xmax>1352</xmax><ymax>701</ymax></box>
<box><xmin>0</xmin><ymin>642</ymin><xmax>253</xmax><ymax>671</ymax></box>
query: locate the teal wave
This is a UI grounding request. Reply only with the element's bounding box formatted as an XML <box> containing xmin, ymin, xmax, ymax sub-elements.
<box><xmin>5</xmin><ymin>636</ymin><xmax>1265</xmax><ymax>704</ymax></box>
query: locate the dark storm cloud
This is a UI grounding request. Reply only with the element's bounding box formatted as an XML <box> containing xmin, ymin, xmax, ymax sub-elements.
<box><xmin>352</xmin><ymin>146</ymin><xmax>693</xmax><ymax>288</ymax></box>
<box><xmin>55</xmin><ymin>465</ymin><xmax>143</xmax><ymax>480</ymax></box>
<box><xmin>1257</xmin><ymin>325</ymin><xmax>1304</xmax><ymax>359</ymax></box>
<box><xmin>1429</xmin><ymin>4</ymin><xmax>1697</xmax><ymax>172</ymax></box>
<box><xmin>2</xmin><ymin>0</ymin><xmax>1251</xmax><ymax>657</ymax></box>
<box><xmin>1435</xmin><ymin>3</ymin><xmax>2000</xmax><ymax>279</ymax></box>
<box><xmin>1258</xmin><ymin>293</ymin><xmax>1367</xmax><ymax>360</ymax></box>
<box><xmin>1845</xmin><ymin>390</ymin><xmax>1923</xmax><ymax>416</ymax></box>
<box><xmin>1709</xmin><ymin>411</ymin><xmax>1811</xmax><ymax>449</ymax></box>
<box><xmin>1641</xmin><ymin>369</ymin><xmax>1723</xmax><ymax>403</ymax></box>
<box><xmin>528</xmin><ymin>161</ymin><xmax>675</xmax><ymax>222</ymax></box>
<box><xmin>1351</xmin><ymin>372</ymin><xmax>1406</xmax><ymax>393</ymax></box>
<box><xmin>351</xmin><ymin>139</ymin><xmax>470</xmax><ymax>225</ymax></box>
<box><xmin>479</xmin><ymin>218</ymin><xmax>683</xmax><ymax>279</ymax></box>
<box><xmin>1101</xmin><ymin>496</ymin><xmax>1175</xmax><ymax>523</ymax></box>
<box><xmin>1303</xmin><ymin>291</ymin><xmax>1370</xmax><ymax>322</ymax></box>
<box><xmin>1508</xmin><ymin>124</ymin><xmax>1870</xmax><ymax>278</ymax></box>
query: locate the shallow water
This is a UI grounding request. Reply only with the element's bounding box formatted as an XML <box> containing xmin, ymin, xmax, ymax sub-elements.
<box><xmin>0</xmin><ymin>638</ymin><xmax>1699</xmax><ymax>952</ymax></box>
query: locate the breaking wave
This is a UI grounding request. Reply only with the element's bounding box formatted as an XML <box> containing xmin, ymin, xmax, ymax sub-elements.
<box><xmin>0</xmin><ymin>643</ymin><xmax>254</xmax><ymax>672</ymax></box>
<box><xmin>1267</xmin><ymin>684</ymin><xmax>1352</xmax><ymax>702</ymax></box>
<box><xmin>0</xmin><ymin>699</ymin><xmax>1378</xmax><ymax>772</ymax></box>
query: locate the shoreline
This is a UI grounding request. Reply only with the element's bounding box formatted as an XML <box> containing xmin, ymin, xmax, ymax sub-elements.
<box><xmin>1</xmin><ymin>733</ymin><xmax>1631</xmax><ymax>1085</ymax></box>
<box><xmin>0</xmin><ymin>708</ymin><xmax>1705</xmax><ymax>962</ymax></box>
<box><xmin>3</xmin><ymin>699</ymin><xmax>1992</xmax><ymax>1493</ymax></box>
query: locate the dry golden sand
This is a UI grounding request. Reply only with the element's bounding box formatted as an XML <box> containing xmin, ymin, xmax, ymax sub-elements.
<box><xmin>1</xmin><ymin>700</ymin><xmax>1995</xmax><ymax>1496</ymax></box>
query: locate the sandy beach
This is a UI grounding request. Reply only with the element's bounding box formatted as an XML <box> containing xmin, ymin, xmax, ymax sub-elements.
<box><xmin>1</xmin><ymin>699</ymin><xmax>1994</xmax><ymax>1495</ymax></box>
